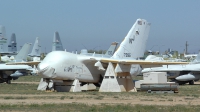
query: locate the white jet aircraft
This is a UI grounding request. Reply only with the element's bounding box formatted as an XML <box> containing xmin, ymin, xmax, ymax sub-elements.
<box><xmin>142</xmin><ymin>52</ymin><xmax>200</xmax><ymax>85</ymax></box>
<box><xmin>0</xmin><ymin>64</ymin><xmax>33</xmax><ymax>84</ymax></box>
<box><xmin>1</xmin><ymin>43</ymin><xmax>32</xmax><ymax>62</ymax></box>
<box><xmin>37</xmin><ymin>18</ymin><xmax>188</xmax><ymax>88</ymax></box>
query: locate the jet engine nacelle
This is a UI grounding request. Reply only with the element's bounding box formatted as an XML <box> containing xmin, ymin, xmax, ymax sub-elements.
<box><xmin>115</xmin><ymin>64</ymin><xmax>142</xmax><ymax>76</ymax></box>
<box><xmin>130</xmin><ymin>64</ymin><xmax>142</xmax><ymax>76</ymax></box>
<box><xmin>30</xmin><ymin>70</ymin><xmax>38</xmax><ymax>75</ymax></box>
<box><xmin>10</xmin><ymin>71</ymin><xmax>27</xmax><ymax>78</ymax></box>
<box><xmin>30</xmin><ymin>65</ymin><xmax>38</xmax><ymax>76</ymax></box>
<box><xmin>175</xmin><ymin>73</ymin><xmax>200</xmax><ymax>81</ymax></box>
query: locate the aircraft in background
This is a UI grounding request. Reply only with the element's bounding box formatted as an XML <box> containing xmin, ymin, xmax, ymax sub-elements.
<box><xmin>37</xmin><ymin>18</ymin><xmax>188</xmax><ymax>89</ymax></box>
<box><xmin>80</xmin><ymin>42</ymin><xmax>118</xmax><ymax>57</ymax></box>
<box><xmin>6</xmin><ymin>31</ymin><xmax>65</xmax><ymax>66</ymax></box>
<box><xmin>0</xmin><ymin>25</ymin><xmax>7</xmax><ymax>52</ymax></box>
<box><xmin>7</xmin><ymin>33</ymin><xmax>17</xmax><ymax>54</ymax></box>
<box><xmin>104</xmin><ymin>42</ymin><xmax>118</xmax><ymax>57</ymax></box>
<box><xmin>184</xmin><ymin>54</ymin><xmax>197</xmax><ymax>58</ymax></box>
<box><xmin>28</xmin><ymin>37</ymin><xmax>41</xmax><ymax>57</ymax></box>
<box><xmin>27</xmin><ymin>32</ymin><xmax>64</xmax><ymax>61</ymax></box>
<box><xmin>0</xmin><ymin>26</ymin><xmax>18</xmax><ymax>55</ymax></box>
<box><xmin>1</xmin><ymin>43</ymin><xmax>31</xmax><ymax>62</ymax></box>
<box><xmin>142</xmin><ymin>52</ymin><xmax>200</xmax><ymax>85</ymax></box>
<box><xmin>0</xmin><ymin>64</ymin><xmax>33</xmax><ymax>84</ymax></box>
<box><xmin>27</xmin><ymin>37</ymin><xmax>41</xmax><ymax>61</ymax></box>
<box><xmin>184</xmin><ymin>53</ymin><xmax>197</xmax><ymax>61</ymax></box>
<box><xmin>0</xmin><ymin>43</ymin><xmax>33</xmax><ymax>84</ymax></box>
<box><xmin>52</xmin><ymin>31</ymin><xmax>64</xmax><ymax>51</ymax></box>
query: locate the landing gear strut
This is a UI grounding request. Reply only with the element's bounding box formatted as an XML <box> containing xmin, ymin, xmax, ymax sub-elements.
<box><xmin>189</xmin><ymin>80</ymin><xmax>194</xmax><ymax>85</ymax></box>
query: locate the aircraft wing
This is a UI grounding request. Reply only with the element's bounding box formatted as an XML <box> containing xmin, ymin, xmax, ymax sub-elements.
<box><xmin>99</xmin><ymin>58</ymin><xmax>189</xmax><ymax>68</ymax></box>
<box><xmin>6</xmin><ymin>61</ymin><xmax>40</xmax><ymax>66</ymax></box>
<box><xmin>0</xmin><ymin>64</ymin><xmax>32</xmax><ymax>70</ymax></box>
<box><xmin>142</xmin><ymin>64</ymin><xmax>200</xmax><ymax>72</ymax></box>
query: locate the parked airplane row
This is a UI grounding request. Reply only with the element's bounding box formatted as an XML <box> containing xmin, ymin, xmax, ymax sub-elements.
<box><xmin>0</xmin><ymin>26</ymin><xmax>119</xmax><ymax>84</ymax></box>
<box><xmin>142</xmin><ymin>52</ymin><xmax>200</xmax><ymax>85</ymax></box>
<box><xmin>0</xmin><ymin>30</ymin><xmax>65</xmax><ymax>84</ymax></box>
<box><xmin>1</xmin><ymin>18</ymin><xmax>199</xmax><ymax>88</ymax></box>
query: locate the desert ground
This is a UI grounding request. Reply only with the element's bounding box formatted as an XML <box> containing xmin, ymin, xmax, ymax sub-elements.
<box><xmin>0</xmin><ymin>75</ymin><xmax>200</xmax><ymax>111</ymax></box>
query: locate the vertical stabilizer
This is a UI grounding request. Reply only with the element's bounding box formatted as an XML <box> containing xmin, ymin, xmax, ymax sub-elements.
<box><xmin>52</xmin><ymin>32</ymin><xmax>64</xmax><ymax>51</ymax></box>
<box><xmin>29</xmin><ymin>37</ymin><xmax>41</xmax><ymax>57</ymax></box>
<box><xmin>112</xmin><ymin>19</ymin><xmax>150</xmax><ymax>59</ymax></box>
<box><xmin>104</xmin><ymin>42</ymin><xmax>118</xmax><ymax>56</ymax></box>
<box><xmin>15</xmin><ymin>43</ymin><xmax>32</xmax><ymax>62</ymax></box>
<box><xmin>8</xmin><ymin>33</ymin><xmax>17</xmax><ymax>53</ymax></box>
<box><xmin>0</xmin><ymin>25</ymin><xmax>8</xmax><ymax>53</ymax></box>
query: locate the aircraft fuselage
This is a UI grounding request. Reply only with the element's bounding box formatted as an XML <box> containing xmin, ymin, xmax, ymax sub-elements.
<box><xmin>38</xmin><ymin>51</ymin><xmax>104</xmax><ymax>83</ymax></box>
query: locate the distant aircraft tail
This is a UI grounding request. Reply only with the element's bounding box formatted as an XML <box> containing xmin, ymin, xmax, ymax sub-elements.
<box><xmin>15</xmin><ymin>43</ymin><xmax>32</xmax><ymax>62</ymax></box>
<box><xmin>52</xmin><ymin>32</ymin><xmax>64</xmax><ymax>51</ymax></box>
<box><xmin>112</xmin><ymin>19</ymin><xmax>151</xmax><ymax>59</ymax></box>
<box><xmin>0</xmin><ymin>25</ymin><xmax>6</xmax><ymax>39</ymax></box>
<box><xmin>0</xmin><ymin>25</ymin><xmax>8</xmax><ymax>53</ymax></box>
<box><xmin>8</xmin><ymin>33</ymin><xmax>17</xmax><ymax>53</ymax></box>
<box><xmin>29</xmin><ymin>37</ymin><xmax>41</xmax><ymax>57</ymax></box>
<box><xmin>104</xmin><ymin>42</ymin><xmax>118</xmax><ymax>56</ymax></box>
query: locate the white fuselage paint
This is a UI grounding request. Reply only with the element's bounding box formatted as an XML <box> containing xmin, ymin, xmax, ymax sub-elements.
<box><xmin>38</xmin><ymin>51</ymin><xmax>104</xmax><ymax>83</ymax></box>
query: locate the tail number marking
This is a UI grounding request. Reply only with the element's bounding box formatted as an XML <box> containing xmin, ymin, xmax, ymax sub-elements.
<box><xmin>108</xmin><ymin>51</ymin><xmax>112</xmax><ymax>55</ymax></box>
<box><xmin>124</xmin><ymin>53</ymin><xmax>131</xmax><ymax>57</ymax></box>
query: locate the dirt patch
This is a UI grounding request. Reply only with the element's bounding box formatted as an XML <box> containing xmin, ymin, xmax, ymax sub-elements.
<box><xmin>0</xmin><ymin>94</ymin><xmax>199</xmax><ymax>106</ymax></box>
<box><xmin>1</xmin><ymin>80</ymin><xmax>200</xmax><ymax>106</ymax></box>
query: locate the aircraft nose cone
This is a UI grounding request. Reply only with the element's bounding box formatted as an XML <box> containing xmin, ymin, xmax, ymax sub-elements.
<box><xmin>37</xmin><ymin>63</ymin><xmax>49</xmax><ymax>74</ymax></box>
<box><xmin>37</xmin><ymin>62</ymin><xmax>56</xmax><ymax>78</ymax></box>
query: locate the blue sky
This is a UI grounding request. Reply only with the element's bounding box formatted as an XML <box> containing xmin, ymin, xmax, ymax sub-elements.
<box><xmin>0</xmin><ymin>0</ymin><xmax>200</xmax><ymax>53</ymax></box>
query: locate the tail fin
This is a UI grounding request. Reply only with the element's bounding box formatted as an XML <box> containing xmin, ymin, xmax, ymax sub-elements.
<box><xmin>112</xmin><ymin>19</ymin><xmax>151</xmax><ymax>59</ymax></box>
<box><xmin>104</xmin><ymin>42</ymin><xmax>118</xmax><ymax>56</ymax></box>
<box><xmin>52</xmin><ymin>31</ymin><xmax>64</xmax><ymax>51</ymax></box>
<box><xmin>8</xmin><ymin>33</ymin><xmax>17</xmax><ymax>53</ymax></box>
<box><xmin>0</xmin><ymin>25</ymin><xmax>8</xmax><ymax>53</ymax></box>
<box><xmin>29</xmin><ymin>37</ymin><xmax>41</xmax><ymax>57</ymax></box>
<box><xmin>15</xmin><ymin>43</ymin><xmax>31</xmax><ymax>62</ymax></box>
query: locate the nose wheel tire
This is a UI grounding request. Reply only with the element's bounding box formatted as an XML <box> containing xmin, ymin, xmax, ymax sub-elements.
<box><xmin>6</xmin><ymin>80</ymin><xmax>11</xmax><ymax>84</ymax></box>
<box><xmin>189</xmin><ymin>80</ymin><xmax>194</xmax><ymax>85</ymax></box>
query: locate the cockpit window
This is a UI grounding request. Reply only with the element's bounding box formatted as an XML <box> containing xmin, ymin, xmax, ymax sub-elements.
<box><xmin>138</xmin><ymin>20</ymin><xmax>142</xmax><ymax>25</ymax></box>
